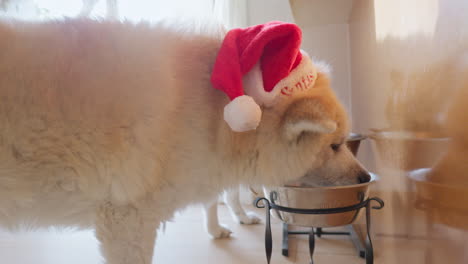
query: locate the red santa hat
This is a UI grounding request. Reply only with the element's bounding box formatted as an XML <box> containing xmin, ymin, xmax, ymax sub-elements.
<box><xmin>211</xmin><ymin>21</ymin><xmax>318</xmax><ymax>132</ymax></box>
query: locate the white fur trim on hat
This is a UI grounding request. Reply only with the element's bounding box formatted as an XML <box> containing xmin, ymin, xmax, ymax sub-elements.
<box><xmin>274</xmin><ymin>55</ymin><xmax>317</xmax><ymax>97</ymax></box>
<box><xmin>243</xmin><ymin>63</ymin><xmax>280</xmax><ymax>106</ymax></box>
<box><xmin>243</xmin><ymin>52</ymin><xmax>317</xmax><ymax>107</ymax></box>
<box><xmin>224</xmin><ymin>95</ymin><xmax>262</xmax><ymax>132</ymax></box>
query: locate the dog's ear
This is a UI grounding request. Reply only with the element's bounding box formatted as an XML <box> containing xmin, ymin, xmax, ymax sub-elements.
<box><xmin>282</xmin><ymin>97</ymin><xmax>337</xmax><ymax>141</ymax></box>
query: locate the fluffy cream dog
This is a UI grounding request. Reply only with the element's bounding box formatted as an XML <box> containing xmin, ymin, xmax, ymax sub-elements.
<box><xmin>0</xmin><ymin>19</ymin><xmax>368</xmax><ymax>263</ymax></box>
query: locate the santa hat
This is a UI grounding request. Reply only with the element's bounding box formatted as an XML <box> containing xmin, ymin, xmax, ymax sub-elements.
<box><xmin>210</xmin><ymin>21</ymin><xmax>318</xmax><ymax>132</ymax></box>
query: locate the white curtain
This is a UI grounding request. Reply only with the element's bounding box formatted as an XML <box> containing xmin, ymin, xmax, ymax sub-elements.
<box><xmin>0</xmin><ymin>0</ymin><xmax>248</xmax><ymax>28</ymax></box>
<box><xmin>212</xmin><ymin>0</ymin><xmax>247</xmax><ymax>29</ymax></box>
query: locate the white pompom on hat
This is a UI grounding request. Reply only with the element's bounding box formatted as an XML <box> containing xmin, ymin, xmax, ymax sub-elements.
<box><xmin>223</xmin><ymin>95</ymin><xmax>262</xmax><ymax>132</ymax></box>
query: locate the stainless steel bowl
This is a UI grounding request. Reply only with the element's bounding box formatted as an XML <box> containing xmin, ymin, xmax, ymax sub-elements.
<box><xmin>408</xmin><ymin>169</ymin><xmax>468</xmax><ymax>230</ymax></box>
<box><xmin>263</xmin><ymin>173</ymin><xmax>378</xmax><ymax>228</ymax></box>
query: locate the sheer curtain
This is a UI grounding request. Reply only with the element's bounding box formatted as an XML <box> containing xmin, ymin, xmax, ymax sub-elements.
<box><xmin>0</xmin><ymin>0</ymin><xmax>247</xmax><ymax>28</ymax></box>
<box><xmin>212</xmin><ymin>0</ymin><xmax>247</xmax><ymax>29</ymax></box>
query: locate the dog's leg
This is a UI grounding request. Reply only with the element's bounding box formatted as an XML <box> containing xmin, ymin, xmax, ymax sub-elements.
<box><xmin>224</xmin><ymin>188</ymin><xmax>261</xmax><ymax>225</ymax></box>
<box><xmin>203</xmin><ymin>199</ymin><xmax>232</xmax><ymax>239</ymax></box>
<box><xmin>95</xmin><ymin>202</ymin><xmax>159</xmax><ymax>264</ymax></box>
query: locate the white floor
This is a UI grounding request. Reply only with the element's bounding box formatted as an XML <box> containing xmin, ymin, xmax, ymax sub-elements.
<box><xmin>0</xmin><ymin>204</ymin><xmax>445</xmax><ymax>264</ymax></box>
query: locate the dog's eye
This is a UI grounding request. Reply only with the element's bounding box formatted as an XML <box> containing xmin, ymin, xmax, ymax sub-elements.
<box><xmin>330</xmin><ymin>143</ymin><xmax>341</xmax><ymax>152</ymax></box>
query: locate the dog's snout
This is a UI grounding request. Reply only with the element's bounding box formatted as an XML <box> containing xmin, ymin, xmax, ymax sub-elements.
<box><xmin>357</xmin><ymin>172</ymin><xmax>371</xmax><ymax>184</ymax></box>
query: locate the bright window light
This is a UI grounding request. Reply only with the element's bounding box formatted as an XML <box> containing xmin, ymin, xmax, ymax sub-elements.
<box><xmin>2</xmin><ymin>0</ymin><xmax>217</xmax><ymax>22</ymax></box>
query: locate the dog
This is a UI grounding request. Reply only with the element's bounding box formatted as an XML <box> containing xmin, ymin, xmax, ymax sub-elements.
<box><xmin>0</xmin><ymin>18</ymin><xmax>369</xmax><ymax>263</ymax></box>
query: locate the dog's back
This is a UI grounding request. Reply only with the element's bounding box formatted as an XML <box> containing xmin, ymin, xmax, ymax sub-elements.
<box><xmin>0</xmin><ymin>19</ymin><xmax>225</xmax><ymax>228</ymax></box>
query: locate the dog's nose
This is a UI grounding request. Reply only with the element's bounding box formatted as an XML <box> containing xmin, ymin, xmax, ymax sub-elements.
<box><xmin>358</xmin><ymin>172</ymin><xmax>371</xmax><ymax>184</ymax></box>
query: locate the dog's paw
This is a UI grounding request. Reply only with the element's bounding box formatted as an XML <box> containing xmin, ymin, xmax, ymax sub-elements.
<box><xmin>238</xmin><ymin>212</ymin><xmax>261</xmax><ymax>225</ymax></box>
<box><xmin>208</xmin><ymin>224</ymin><xmax>232</xmax><ymax>239</ymax></box>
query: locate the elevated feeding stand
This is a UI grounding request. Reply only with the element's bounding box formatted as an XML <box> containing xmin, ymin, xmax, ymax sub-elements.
<box><xmin>254</xmin><ymin>196</ymin><xmax>384</xmax><ymax>264</ymax></box>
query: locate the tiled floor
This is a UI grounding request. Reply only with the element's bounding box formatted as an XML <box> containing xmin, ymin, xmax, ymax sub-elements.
<box><xmin>0</xmin><ymin>204</ymin><xmax>434</xmax><ymax>264</ymax></box>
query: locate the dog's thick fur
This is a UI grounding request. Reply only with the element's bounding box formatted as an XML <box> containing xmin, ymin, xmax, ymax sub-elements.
<box><xmin>0</xmin><ymin>19</ymin><xmax>367</xmax><ymax>263</ymax></box>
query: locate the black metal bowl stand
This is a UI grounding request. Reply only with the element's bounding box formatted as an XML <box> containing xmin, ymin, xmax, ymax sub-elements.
<box><xmin>254</xmin><ymin>196</ymin><xmax>384</xmax><ymax>264</ymax></box>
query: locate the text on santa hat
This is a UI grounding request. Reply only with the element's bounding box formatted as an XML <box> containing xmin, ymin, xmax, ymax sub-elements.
<box><xmin>281</xmin><ymin>73</ymin><xmax>315</xmax><ymax>96</ymax></box>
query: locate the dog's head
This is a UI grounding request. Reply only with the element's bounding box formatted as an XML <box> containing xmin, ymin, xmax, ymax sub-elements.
<box><xmin>249</xmin><ymin>66</ymin><xmax>370</xmax><ymax>187</ymax></box>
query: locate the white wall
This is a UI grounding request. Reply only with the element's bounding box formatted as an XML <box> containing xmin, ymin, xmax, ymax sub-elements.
<box><xmin>246</xmin><ymin>0</ymin><xmax>294</xmax><ymax>25</ymax></box>
<box><xmin>301</xmin><ymin>24</ymin><xmax>352</xmax><ymax>114</ymax></box>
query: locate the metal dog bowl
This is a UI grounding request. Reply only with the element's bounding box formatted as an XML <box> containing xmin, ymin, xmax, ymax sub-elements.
<box><xmin>256</xmin><ymin>174</ymin><xmax>384</xmax><ymax>264</ymax></box>
<box><xmin>409</xmin><ymin>169</ymin><xmax>468</xmax><ymax>230</ymax></box>
<box><xmin>263</xmin><ymin>173</ymin><xmax>378</xmax><ymax>228</ymax></box>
